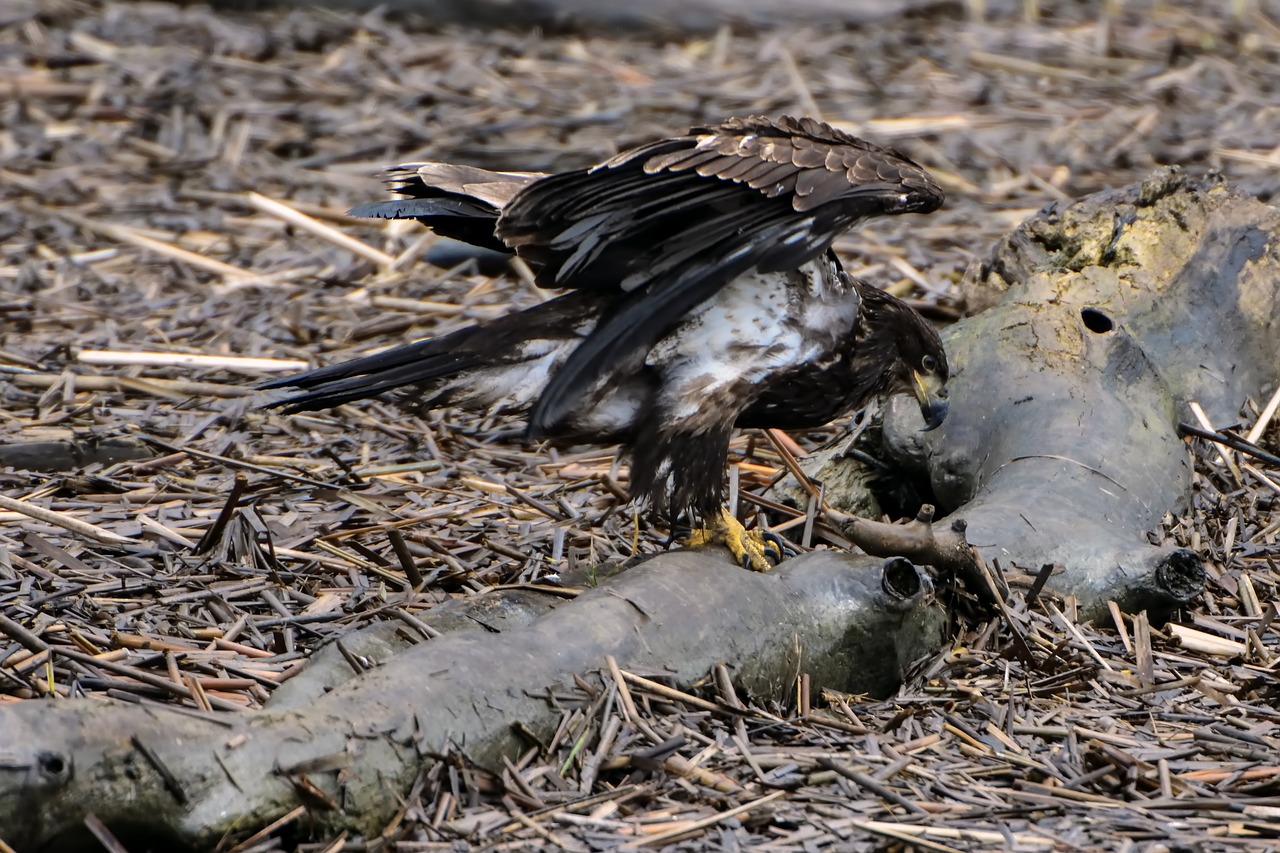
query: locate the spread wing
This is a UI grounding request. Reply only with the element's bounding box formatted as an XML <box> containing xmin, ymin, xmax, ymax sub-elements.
<box><xmin>495</xmin><ymin>115</ymin><xmax>944</xmax><ymax>434</ymax></box>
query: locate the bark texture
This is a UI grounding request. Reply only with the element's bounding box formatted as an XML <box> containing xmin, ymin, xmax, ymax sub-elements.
<box><xmin>0</xmin><ymin>435</ymin><xmax>150</xmax><ymax>472</ymax></box>
<box><xmin>0</xmin><ymin>549</ymin><xmax>943</xmax><ymax>851</ymax></box>
<box><xmin>826</xmin><ymin>170</ymin><xmax>1280</xmax><ymax>618</ymax></box>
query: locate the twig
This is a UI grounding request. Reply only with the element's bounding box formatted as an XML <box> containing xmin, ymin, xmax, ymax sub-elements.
<box><xmin>130</xmin><ymin>734</ymin><xmax>189</xmax><ymax>805</ymax></box>
<box><xmin>1246</xmin><ymin>382</ymin><xmax>1280</xmax><ymax>443</ymax></box>
<box><xmin>247</xmin><ymin>192</ymin><xmax>394</xmax><ymax>267</ymax></box>
<box><xmin>826</xmin><ymin>505</ymin><xmax>983</xmax><ymax>593</ymax></box>
<box><xmin>605</xmin><ymin>656</ymin><xmax>637</xmax><ymax>724</ymax></box>
<box><xmin>0</xmin><ymin>614</ymin><xmax>50</xmax><ymax>654</ymax></box>
<box><xmin>616</xmin><ymin>669</ymin><xmax>727</xmax><ymax>715</ymax></box>
<box><xmin>386</xmin><ymin>526</ymin><xmax>424</xmax><ymax>588</ymax></box>
<box><xmin>83</xmin><ymin>814</ymin><xmax>131</xmax><ymax>853</ymax></box>
<box><xmin>1187</xmin><ymin>402</ymin><xmax>1243</xmax><ymax>483</ymax></box>
<box><xmin>817</xmin><ymin>757</ymin><xmax>927</xmax><ymax>815</ymax></box>
<box><xmin>0</xmin><ymin>494</ymin><xmax>134</xmax><ymax>546</ymax></box>
<box><xmin>195</xmin><ymin>472</ymin><xmax>249</xmax><ymax>554</ymax></box>
<box><xmin>1178</xmin><ymin>422</ymin><xmax>1280</xmax><ymax>468</ymax></box>
<box><xmin>77</xmin><ymin>350</ymin><xmax>307</xmax><ymax>373</ymax></box>
<box><xmin>1243</xmin><ymin>463</ymin><xmax>1280</xmax><ymax>498</ymax></box>
<box><xmin>1047</xmin><ymin>602</ymin><xmax>1114</xmax><ymax>671</ymax></box>
<box><xmin>622</xmin><ymin>790</ymin><xmax>786</xmax><ymax>848</ymax></box>
<box><xmin>137</xmin><ymin>433</ymin><xmax>345</xmax><ymax>491</ymax></box>
<box><xmin>12</xmin><ymin>373</ymin><xmax>256</xmax><ymax>399</ymax></box>
<box><xmin>762</xmin><ymin>428</ymin><xmax>820</xmax><ymax>498</ymax></box>
<box><xmin>224</xmin><ymin>806</ymin><xmax>308</xmax><ymax>853</ymax></box>
<box><xmin>849</xmin><ymin>820</ymin><xmax>1053</xmax><ymax>849</ymax></box>
<box><xmin>848</xmin><ymin>820</ymin><xmax>963</xmax><ymax>853</ymax></box>
<box><xmin>57</xmin><ymin>210</ymin><xmax>254</xmax><ymax>281</ymax></box>
<box><xmin>1167</xmin><ymin>624</ymin><xmax>1246</xmax><ymax>657</ymax></box>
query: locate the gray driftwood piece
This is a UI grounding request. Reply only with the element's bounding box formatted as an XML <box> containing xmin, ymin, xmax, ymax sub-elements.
<box><xmin>0</xmin><ymin>549</ymin><xmax>942</xmax><ymax>851</ymax></box>
<box><xmin>265</xmin><ymin>581</ymin><xmax>572</xmax><ymax>711</ymax></box>
<box><xmin>0</xmin><ymin>435</ymin><xmax>150</xmax><ymax>472</ymax></box>
<box><xmin>825</xmin><ymin>170</ymin><xmax>1280</xmax><ymax>618</ymax></box>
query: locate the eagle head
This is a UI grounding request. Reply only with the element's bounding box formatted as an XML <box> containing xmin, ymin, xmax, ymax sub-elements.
<box><xmin>860</xmin><ymin>287</ymin><xmax>950</xmax><ymax>431</ymax></box>
<box><xmin>911</xmin><ymin>344</ymin><xmax>949</xmax><ymax>431</ymax></box>
<box><xmin>899</xmin><ymin>310</ymin><xmax>949</xmax><ymax>431</ymax></box>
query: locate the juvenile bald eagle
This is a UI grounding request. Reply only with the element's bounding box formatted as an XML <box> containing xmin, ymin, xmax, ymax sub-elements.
<box><xmin>265</xmin><ymin>116</ymin><xmax>948</xmax><ymax>569</ymax></box>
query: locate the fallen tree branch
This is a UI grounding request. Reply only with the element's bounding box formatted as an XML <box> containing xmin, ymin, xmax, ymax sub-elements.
<box><xmin>0</xmin><ymin>548</ymin><xmax>944</xmax><ymax>849</ymax></box>
<box><xmin>825</xmin><ymin>504</ymin><xmax>980</xmax><ymax>591</ymax></box>
<box><xmin>0</xmin><ymin>434</ymin><xmax>151</xmax><ymax>472</ymax></box>
<box><xmin>821</xmin><ymin>170</ymin><xmax>1280</xmax><ymax>618</ymax></box>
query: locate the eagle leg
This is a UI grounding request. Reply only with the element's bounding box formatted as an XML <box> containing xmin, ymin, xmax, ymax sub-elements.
<box><xmin>683</xmin><ymin>507</ymin><xmax>785</xmax><ymax>572</ymax></box>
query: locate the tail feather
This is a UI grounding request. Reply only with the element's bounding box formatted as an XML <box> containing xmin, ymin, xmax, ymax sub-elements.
<box><xmin>262</xmin><ymin>329</ymin><xmax>479</xmax><ymax>412</ymax></box>
<box><xmin>263</xmin><ymin>290</ymin><xmax>613</xmax><ymax>419</ymax></box>
<box><xmin>348</xmin><ymin>197</ymin><xmax>496</xmax><ymax>221</ymax></box>
<box><xmin>264</xmin><ymin>355</ymin><xmax>479</xmax><ymax>412</ymax></box>
<box><xmin>349</xmin><ymin>163</ymin><xmax>545</xmax><ymax>254</ymax></box>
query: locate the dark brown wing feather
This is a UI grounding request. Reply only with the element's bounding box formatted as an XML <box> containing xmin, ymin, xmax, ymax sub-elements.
<box><xmin>496</xmin><ymin>115</ymin><xmax>943</xmax><ymax>434</ymax></box>
<box><xmin>499</xmin><ymin>115</ymin><xmax>941</xmax><ymax>290</ymax></box>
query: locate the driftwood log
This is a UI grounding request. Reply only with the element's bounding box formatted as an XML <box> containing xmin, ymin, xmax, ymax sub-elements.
<box><xmin>0</xmin><ymin>433</ymin><xmax>151</xmax><ymax>473</ymax></box>
<box><xmin>0</xmin><ymin>550</ymin><xmax>943</xmax><ymax>850</ymax></box>
<box><xmin>816</xmin><ymin>170</ymin><xmax>1280</xmax><ymax>619</ymax></box>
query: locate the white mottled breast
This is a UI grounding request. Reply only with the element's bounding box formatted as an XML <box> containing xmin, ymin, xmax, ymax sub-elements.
<box><xmin>444</xmin><ymin>350</ymin><xmax>563</xmax><ymax>413</ymax></box>
<box><xmin>645</xmin><ymin>256</ymin><xmax>860</xmax><ymax>421</ymax></box>
<box><xmin>434</xmin><ymin>320</ymin><xmax>649</xmax><ymax>435</ymax></box>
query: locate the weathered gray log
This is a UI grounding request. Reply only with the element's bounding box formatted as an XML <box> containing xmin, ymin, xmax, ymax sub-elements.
<box><xmin>266</xmin><ymin>582</ymin><xmax>576</xmax><ymax>710</ymax></box>
<box><xmin>0</xmin><ymin>548</ymin><xmax>943</xmax><ymax>851</ymax></box>
<box><xmin>0</xmin><ymin>436</ymin><xmax>151</xmax><ymax>473</ymax></box>
<box><xmin>822</xmin><ymin>170</ymin><xmax>1280</xmax><ymax>619</ymax></box>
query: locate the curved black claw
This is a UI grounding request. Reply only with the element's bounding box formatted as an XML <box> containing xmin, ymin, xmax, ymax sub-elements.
<box><xmin>758</xmin><ymin>530</ymin><xmax>795</xmax><ymax>566</ymax></box>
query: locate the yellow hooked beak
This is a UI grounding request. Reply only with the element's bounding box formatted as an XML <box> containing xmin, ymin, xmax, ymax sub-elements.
<box><xmin>913</xmin><ymin>370</ymin><xmax>949</xmax><ymax>432</ymax></box>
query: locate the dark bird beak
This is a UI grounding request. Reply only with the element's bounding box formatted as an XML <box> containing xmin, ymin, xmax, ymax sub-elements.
<box><xmin>913</xmin><ymin>370</ymin><xmax>949</xmax><ymax>432</ymax></box>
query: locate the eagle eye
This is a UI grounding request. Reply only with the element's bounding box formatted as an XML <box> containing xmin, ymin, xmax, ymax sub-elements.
<box><xmin>921</xmin><ymin>354</ymin><xmax>938</xmax><ymax>372</ymax></box>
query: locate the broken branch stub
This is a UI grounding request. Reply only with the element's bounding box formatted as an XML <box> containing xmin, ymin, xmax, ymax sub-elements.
<box><xmin>845</xmin><ymin>170</ymin><xmax>1280</xmax><ymax>618</ymax></box>
<box><xmin>0</xmin><ymin>549</ymin><xmax>943</xmax><ymax>850</ymax></box>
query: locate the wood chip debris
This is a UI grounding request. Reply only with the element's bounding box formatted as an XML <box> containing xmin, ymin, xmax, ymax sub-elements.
<box><xmin>4</xmin><ymin>1</ymin><xmax>1280</xmax><ymax>850</ymax></box>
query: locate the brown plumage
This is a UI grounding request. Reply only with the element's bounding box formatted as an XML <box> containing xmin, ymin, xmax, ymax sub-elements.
<box><xmin>267</xmin><ymin>115</ymin><xmax>948</xmax><ymax>534</ymax></box>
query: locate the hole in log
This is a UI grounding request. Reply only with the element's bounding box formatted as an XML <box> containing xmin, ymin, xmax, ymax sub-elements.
<box><xmin>881</xmin><ymin>556</ymin><xmax>921</xmax><ymax>601</ymax></box>
<box><xmin>1081</xmin><ymin>306</ymin><xmax>1115</xmax><ymax>333</ymax></box>
<box><xmin>37</xmin><ymin>750</ymin><xmax>69</xmax><ymax>781</ymax></box>
<box><xmin>1155</xmin><ymin>548</ymin><xmax>1206</xmax><ymax>602</ymax></box>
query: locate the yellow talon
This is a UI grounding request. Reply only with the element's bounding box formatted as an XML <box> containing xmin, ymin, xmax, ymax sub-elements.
<box><xmin>683</xmin><ymin>508</ymin><xmax>784</xmax><ymax>572</ymax></box>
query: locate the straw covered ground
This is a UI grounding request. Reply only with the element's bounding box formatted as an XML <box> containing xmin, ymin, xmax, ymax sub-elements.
<box><xmin>4</xmin><ymin>0</ymin><xmax>1280</xmax><ymax>849</ymax></box>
